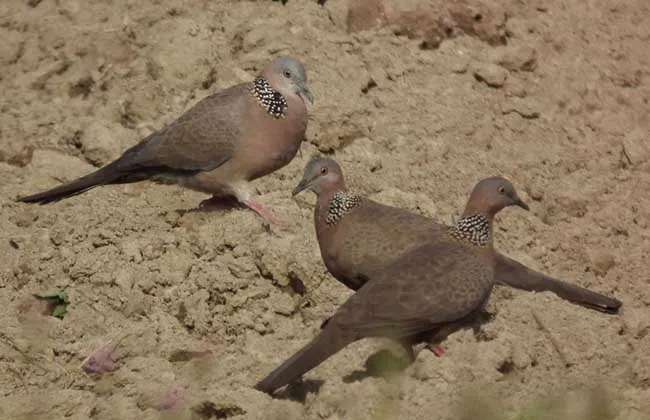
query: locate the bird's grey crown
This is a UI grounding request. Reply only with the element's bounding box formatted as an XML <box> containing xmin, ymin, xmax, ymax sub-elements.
<box><xmin>448</xmin><ymin>214</ymin><xmax>491</xmax><ymax>247</ymax></box>
<box><xmin>250</xmin><ymin>77</ymin><xmax>287</xmax><ymax>119</ymax></box>
<box><xmin>327</xmin><ymin>191</ymin><xmax>362</xmax><ymax>225</ymax></box>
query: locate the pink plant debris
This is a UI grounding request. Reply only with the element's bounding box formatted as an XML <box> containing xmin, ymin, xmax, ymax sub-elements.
<box><xmin>82</xmin><ymin>343</ymin><xmax>120</xmax><ymax>375</ymax></box>
<box><xmin>156</xmin><ymin>382</ymin><xmax>186</xmax><ymax>413</ymax></box>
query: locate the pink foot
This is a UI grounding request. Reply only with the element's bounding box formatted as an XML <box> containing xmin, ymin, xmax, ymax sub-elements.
<box><xmin>242</xmin><ymin>199</ymin><xmax>281</xmax><ymax>227</ymax></box>
<box><xmin>428</xmin><ymin>344</ymin><xmax>445</xmax><ymax>357</ymax></box>
<box><xmin>198</xmin><ymin>196</ymin><xmax>283</xmax><ymax>230</ymax></box>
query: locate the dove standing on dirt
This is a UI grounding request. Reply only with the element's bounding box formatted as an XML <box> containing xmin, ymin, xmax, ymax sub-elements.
<box><xmin>291</xmin><ymin>157</ymin><xmax>621</xmax><ymax>313</ymax></box>
<box><xmin>255</xmin><ymin>176</ymin><xmax>529</xmax><ymax>394</ymax></box>
<box><xmin>17</xmin><ymin>56</ymin><xmax>314</xmax><ymax>224</ymax></box>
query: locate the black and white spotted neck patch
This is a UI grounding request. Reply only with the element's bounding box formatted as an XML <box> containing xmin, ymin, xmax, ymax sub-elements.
<box><xmin>448</xmin><ymin>213</ymin><xmax>491</xmax><ymax>247</ymax></box>
<box><xmin>326</xmin><ymin>191</ymin><xmax>362</xmax><ymax>225</ymax></box>
<box><xmin>250</xmin><ymin>77</ymin><xmax>287</xmax><ymax>119</ymax></box>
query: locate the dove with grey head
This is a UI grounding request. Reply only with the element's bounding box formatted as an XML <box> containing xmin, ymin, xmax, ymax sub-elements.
<box><xmin>18</xmin><ymin>56</ymin><xmax>314</xmax><ymax>226</ymax></box>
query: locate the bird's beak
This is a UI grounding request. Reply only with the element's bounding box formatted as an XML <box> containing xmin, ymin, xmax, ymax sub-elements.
<box><xmin>292</xmin><ymin>178</ymin><xmax>312</xmax><ymax>196</ymax></box>
<box><xmin>300</xmin><ymin>87</ymin><xmax>314</xmax><ymax>105</ymax></box>
<box><xmin>512</xmin><ymin>196</ymin><xmax>530</xmax><ymax>211</ymax></box>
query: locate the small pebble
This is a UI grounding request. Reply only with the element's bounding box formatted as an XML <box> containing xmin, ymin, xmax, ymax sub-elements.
<box><xmin>272</xmin><ymin>293</ymin><xmax>295</xmax><ymax>316</ymax></box>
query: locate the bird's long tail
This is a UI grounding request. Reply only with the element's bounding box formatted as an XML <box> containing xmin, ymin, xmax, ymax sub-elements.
<box><xmin>255</xmin><ymin>327</ymin><xmax>354</xmax><ymax>395</ymax></box>
<box><xmin>17</xmin><ymin>162</ymin><xmax>131</xmax><ymax>205</ymax></box>
<box><xmin>494</xmin><ymin>253</ymin><xmax>622</xmax><ymax>314</ymax></box>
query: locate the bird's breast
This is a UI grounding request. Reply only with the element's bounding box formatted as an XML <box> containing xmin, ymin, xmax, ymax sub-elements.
<box><xmin>243</xmin><ymin>102</ymin><xmax>306</xmax><ymax>180</ymax></box>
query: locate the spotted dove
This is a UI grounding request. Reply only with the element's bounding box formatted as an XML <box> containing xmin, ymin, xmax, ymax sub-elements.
<box><xmin>17</xmin><ymin>56</ymin><xmax>313</xmax><ymax>224</ymax></box>
<box><xmin>255</xmin><ymin>176</ymin><xmax>529</xmax><ymax>394</ymax></box>
<box><xmin>292</xmin><ymin>157</ymin><xmax>621</xmax><ymax>313</ymax></box>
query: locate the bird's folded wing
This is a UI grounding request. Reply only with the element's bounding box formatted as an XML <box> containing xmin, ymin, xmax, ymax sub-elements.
<box><xmin>335</xmin><ymin>242</ymin><xmax>492</xmax><ymax>340</ymax></box>
<box><xmin>332</xmin><ymin>199</ymin><xmax>443</xmax><ymax>286</ymax></box>
<box><xmin>116</xmin><ymin>84</ymin><xmax>250</xmax><ymax>175</ymax></box>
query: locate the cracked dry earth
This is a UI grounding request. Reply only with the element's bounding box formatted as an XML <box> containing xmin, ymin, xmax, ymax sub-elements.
<box><xmin>1</xmin><ymin>0</ymin><xmax>650</xmax><ymax>419</ymax></box>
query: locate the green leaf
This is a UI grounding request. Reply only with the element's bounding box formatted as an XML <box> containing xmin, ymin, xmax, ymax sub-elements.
<box><xmin>34</xmin><ymin>289</ymin><xmax>69</xmax><ymax>319</ymax></box>
<box><xmin>36</xmin><ymin>290</ymin><xmax>69</xmax><ymax>303</ymax></box>
<box><xmin>51</xmin><ymin>304</ymin><xmax>68</xmax><ymax>319</ymax></box>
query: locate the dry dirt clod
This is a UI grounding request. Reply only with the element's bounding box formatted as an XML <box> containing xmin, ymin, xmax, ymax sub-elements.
<box><xmin>621</xmin><ymin>128</ymin><xmax>649</xmax><ymax>167</ymax></box>
<box><xmin>80</xmin><ymin>121</ymin><xmax>124</xmax><ymax>166</ymax></box>
<box><xmin>495</xmin><ymin>45</ymin><xmax>538</xmax><ymax>72</ymax></box>
<box><xmin>587</xmin><ymin>250</ymin><xmax>616</xmax><ymax>277</ymax></box>
<box><xmin>192</xmin><ymin>401</ymin><xmax>245</xmax><ymax>419</ymax></box>
<box><xmin>346</xmin><ymin>0</ymin><xmax>387</xmax><ymax>33</ymax></box>
<box><xmin>448</xmin><ymin>0</ymin><xmax>508</xmax><ymax>46</ymax></box>
<box><xmin>502</xmin><ymin>98</ymin><xmax>541</xmax><ymax>119</ymax></box>
<box><xmin>473</xmin><ymin>63</ymin><xmax>508</xmax><ymax>88</ymax></box>
<box><xmin>527</xmin><ymin>186</ymin><xmax>544</xmax><ymax>201</ymax></box>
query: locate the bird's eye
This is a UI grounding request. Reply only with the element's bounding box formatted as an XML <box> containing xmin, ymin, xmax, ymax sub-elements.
<box><xmin>320</xmin><ymin>167</ymin><xmax>328</xmax><ymax>175</ymax></box>
<box><xmin>284</xmin><ymin>70</ymin><xmax>292</xmax><ymax>78</ymax></box>
<box><xmin>498</xmin><ymin>186</ymin><xmax>506</xmax><ymax>194</ymax></box>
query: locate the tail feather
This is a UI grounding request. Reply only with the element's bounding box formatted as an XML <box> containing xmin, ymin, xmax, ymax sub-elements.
<box><xmin>494</xmin><ymin>253</ymin><xmax>622</xmax><ymax>313</ymax></box>
<box><xmin>255</xmin><ymin>327</ymin><xmax>354</xmax><ymax>395</ymax></box>
<box><xmin>17</xmin><ymin>164</ymin><xmax>124</xmax><ymax>205</ymax></box>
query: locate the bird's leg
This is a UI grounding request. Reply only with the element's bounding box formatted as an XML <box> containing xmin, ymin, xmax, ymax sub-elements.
<box><xmin>228</xmin><ymin>183</ymin><xmax>269</xmax><ymax>220</ymax></box>
<box><xmin>413</xmin><ymin>343</ymin><xmax>445</xmax><ymax>357</ymax></box>
<box><xmin>230</xmin><ymin>183</ymin><xmax>284</xmax><ymax>230</ymax></box>
<box><xmin>426</xmin><ymin>334</ymin><xmax>447</xmax><ymax>357</ymax></box>
<box><xmin>241</xmin><ymin>199</ymin><xmax>280</xmax><ymax>226</ymax></box>
<box><xmin>428</xmin><ymin>344</ymin><xmax>446</xmax><ymax>357</ymax></box>
<box><xmin>422</xmin><ymin>325</ymin><xmax>459</xmax><ymax>358</ymax></box>
<box><xmin>198</xmin><ymin>195</ymin><xmax>280</xmax><ymax>228</ymax></box>
<box><xmin>423</xmin><ymin>310</ymin><xmax>493</xmax><ymax>357</ymax></box>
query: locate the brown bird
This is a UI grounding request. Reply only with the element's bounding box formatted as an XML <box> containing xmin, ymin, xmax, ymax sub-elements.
<box><xmin>291</xmin><ymin>157</ymin><xmax>621</xmax><ymax>313</ymax></box>
<box><xmin>255</xmin><ymin>176</ymin><xmax>529</xmax><ymax>394</ymax></box>
<box><xmin>17</xmin><ymin>56</ymin><xmax>313</xmax><ymax>224</ymax></box>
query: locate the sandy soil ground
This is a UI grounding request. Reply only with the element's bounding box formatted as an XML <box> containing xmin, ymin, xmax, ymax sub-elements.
<box><xmin>1</xmin><ymin>0</ymin><xmax>649</xmax><ymax>419</ymax></box>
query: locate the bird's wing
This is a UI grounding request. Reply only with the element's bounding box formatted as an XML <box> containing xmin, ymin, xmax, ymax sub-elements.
<box><xmin>115</xmin><ymin>83</ymin><xmax>251</xmax><ymax>175</ymax></box>
<box><xmin>494</xmin><ymin>253</ymin><xmax>621</xmax><ymax>313</ymax></box>
<box><xmin>328</xmin><ymin>199</ymin><xmax>444</xmax><ymax>290</ymax></box>
<box><xmin>333</xmin><ymin>241</ymin><xmax>493</xmax><ymax>340</ymax></box>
